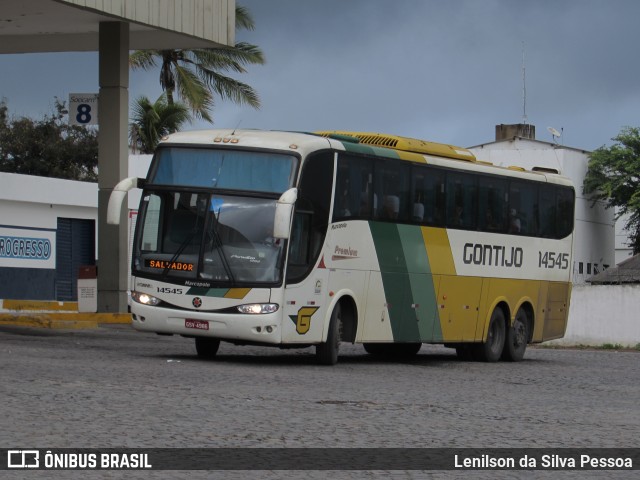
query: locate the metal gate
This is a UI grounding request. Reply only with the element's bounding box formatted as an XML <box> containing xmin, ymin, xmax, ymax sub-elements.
<box><xmin>55</xmin><ymin>218</ymin><xmax>95</xmax><ymax>301</ymax></box>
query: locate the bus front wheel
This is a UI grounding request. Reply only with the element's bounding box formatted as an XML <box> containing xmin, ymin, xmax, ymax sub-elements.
<box><xmin>473</xmin><ymin>308</ymin><xmax>506</xmax><ymax>362</ymax></box>
<box><xmin>316</xmin><ymin>304</ymin><xmax>342</xmax><ymax>365</ymax></box>
<box><xmin>502</xmin><ymin>307</ymin><xmax>529</xmax><ymax>362</ymax></box>
<box><xmin>195</xmin><ymin>337</ymin><xmax>220</xmax><ymax>359</ymax></box>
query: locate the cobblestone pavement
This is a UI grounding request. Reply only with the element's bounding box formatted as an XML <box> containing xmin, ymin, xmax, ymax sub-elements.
<box><xmin>1</xmin><ymin>324</ymin><xmax>638</xmax><ymax>480</ymax></box>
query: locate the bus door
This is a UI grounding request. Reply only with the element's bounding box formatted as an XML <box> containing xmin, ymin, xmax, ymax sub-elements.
<box><xmin>280</xmin><ymin>151</ymin><xmax>334</xmax><ymax>344</ymax></box>
<box><xmin>281</xmin><ymin>209</ymin><xmax>330</xmax><ymax>344</ymax></box>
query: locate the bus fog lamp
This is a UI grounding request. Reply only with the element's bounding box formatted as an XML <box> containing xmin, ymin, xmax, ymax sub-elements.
<box><xmin>131</xmin><ymin>291</ymin><xmax>161</xmax><ymax>306</ymax></box>
<box><xmin>237</xmin><ymin>303</ymin><xmax>279</xmax><ymax>314</ymax></box>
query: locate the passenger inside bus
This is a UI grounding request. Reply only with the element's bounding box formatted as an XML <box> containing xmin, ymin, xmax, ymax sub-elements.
<box><xmin>509</xmin><ymin>208</ymin><xmax>522</xmax><ymax>233</ymax></box>
<box><xmin>450</xmin><ymin>205</ymin><xmax>464</xmax><ymax>227</ymax></box>
<box><xmin>381</xmin><ymin>195</ymin><xmax>400</xmax><ymax>219</ymax></box>
<box><xmin>412</xmin><ymin>203</ymin><xmax>425</xmax><ymax>222</ymax></box>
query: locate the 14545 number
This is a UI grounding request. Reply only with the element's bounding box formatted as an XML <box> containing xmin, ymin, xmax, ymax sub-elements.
<box><xmin>538</xmin><ymin>251</ymin><xmax>569</xmax><ymax>270</ymax></box>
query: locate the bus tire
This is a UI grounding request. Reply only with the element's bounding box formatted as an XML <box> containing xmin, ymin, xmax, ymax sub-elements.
<box><xmin>473</xmin><ymin>307</ymin><xmax>506</xmax><ymax>362</ymax></box>
<box><xmin>195</xmin><ymin>337</ymin><xmax>220</xmax><ymax>359</ymax></box>
<box><xmin>316</xmin><ymin>303</ymin><xmax>342</xmax><ymax>365</ymax></box>
<box><xmin>502</xmin><ymin>307</ymin><xmax>528</xmax><ymax>362</ymax></box>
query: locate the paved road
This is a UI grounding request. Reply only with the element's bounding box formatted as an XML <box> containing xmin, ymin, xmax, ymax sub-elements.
<box><xmin>1</xmin><ymin>324</ymin><xmax>638</xmax><ymax>479</ymax></box>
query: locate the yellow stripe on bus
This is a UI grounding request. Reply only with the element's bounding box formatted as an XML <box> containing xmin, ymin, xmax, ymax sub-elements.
<box><xmin>224</xmin><ymin>288</ymin><xmax>252</xmax><ymax>299</ymax></box>
<box><xmin>422</xmin><ymin>227</ymin><xmax>456</xmax><ymax>275</ymax></box>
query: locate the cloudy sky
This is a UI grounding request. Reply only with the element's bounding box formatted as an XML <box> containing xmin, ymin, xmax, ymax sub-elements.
<box><xmin>1</xmin><ymin>0</ymin><xmax>639</xmax><ymax>151</ymax></box>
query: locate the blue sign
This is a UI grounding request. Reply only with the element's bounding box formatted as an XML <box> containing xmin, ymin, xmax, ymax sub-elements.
<box><xmin>0</xmin><ymin>235</ymin><xmax>52</xmax><ymax>260</ymax></box>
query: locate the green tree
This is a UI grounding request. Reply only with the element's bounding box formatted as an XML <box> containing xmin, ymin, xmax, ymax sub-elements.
<box><xmin>129</xmin><ymin>93</ymin><xmax>191</xmax><ymax>154</ymax></box>
<box><xmin>0</xmin><ymin>98</ymin><xmax>98</xmax><ymax>182</ymax></box>
<box><xmin>584</xmin><ymin>126</ymin><xmax>640</xmax><ymax>254</ymax></box>
<box><xmin>129</xmin><ymin>5</ymin><xmax>264</xmax><ymax>123</ymax></box>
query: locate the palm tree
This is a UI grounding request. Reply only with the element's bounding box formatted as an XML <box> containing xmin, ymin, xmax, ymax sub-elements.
<box><xmin>129</xmin><ymin>5</ymin><xmax>265</xmax><ymax>123</ymax></box>
<box><xmin>129</xmin><ymin>93</ymin><xmax>191</xmax><ymax>153</ymax></box>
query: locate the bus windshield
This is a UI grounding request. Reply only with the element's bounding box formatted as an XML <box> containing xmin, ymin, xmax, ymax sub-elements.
<box><xmin>133</xmin><ymin>191</ymin><xmax>285</xmax><ymax>285</ymax></box>
<box><xmin>149</xmin><ymin>147</ymin><xmax>298</xmax><ymax>194</ymax></box>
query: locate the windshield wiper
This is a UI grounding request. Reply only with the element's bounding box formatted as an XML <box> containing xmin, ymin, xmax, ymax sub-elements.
<box><xmin>204</xmin><ymin>205</ymin><xmax>236</xmax><ymax>285</ymax></box>
<box><xmin>162</xmin><ymin>195</ymin><xmax>207</xmax><ymax>279</ymax></box>
<box><xmin>161</xmin><ymin>227</ymin><xmax>200</xmax><ymax>279</ymax></box>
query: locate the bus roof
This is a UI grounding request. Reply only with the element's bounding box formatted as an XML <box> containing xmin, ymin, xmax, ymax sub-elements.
<box><xmin>158</xmin><ymin>129</ymin><xmax>573</xmax><ymax>188</ymax></box>
<box><xmin>315</xmin><ymin>131</ymin><xmax>476</xmax><ymax>162</ymax></box>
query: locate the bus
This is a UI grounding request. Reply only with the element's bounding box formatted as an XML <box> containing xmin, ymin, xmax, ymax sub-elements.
<box><xmin>107</xmin><ymin>129</ymin><xmax>574</xmax><ymax>365</ymax></box>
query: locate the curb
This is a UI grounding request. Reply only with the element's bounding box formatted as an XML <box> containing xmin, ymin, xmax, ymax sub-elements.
<box><xmin>0</xmin><ymin>313</ymin><xmax>132</xmax><ymax>330</ymax></box>
<box><xmin>0</xmin><ymin>300</ymin><xmax>131</xmax><ymax>329</ymax></box>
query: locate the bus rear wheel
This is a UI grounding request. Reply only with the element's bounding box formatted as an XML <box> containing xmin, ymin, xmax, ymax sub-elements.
<box><xmin>195</xmin><ymin>337</ymin><xmax>220</xmax><ymax>359</ymax></box>
<box><xmin>473</xmin><ymin>307</ymin><xmax>506</xmax><ymax>362</ymax></box>
<box><xmin>316</xmin><ymin>304</ymin><xmax>342</xmax><ymax>365</ymax></box>
<box><xmin>502</xmin><ymin>307</ymin><xmax>529</xmax><ymax>362</ymax></box>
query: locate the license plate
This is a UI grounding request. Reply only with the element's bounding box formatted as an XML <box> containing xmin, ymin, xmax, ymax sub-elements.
<box><xmin>185</xmin><ymin>319</ymin><xmax>209</xmax><ymax>331</ymax></box>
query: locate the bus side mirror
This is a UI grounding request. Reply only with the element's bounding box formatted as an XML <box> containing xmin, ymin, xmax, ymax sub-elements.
<box><xmin>106</xmin><ymin>177</ymin><xmax>145</xmax><ymax>225</ymax></box>
<box><xmin>273</xmin><ymin>188</ymin><xmax>298</xmax><ymax>239</ymax></box>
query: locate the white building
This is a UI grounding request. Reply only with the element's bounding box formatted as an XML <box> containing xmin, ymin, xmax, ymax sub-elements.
<box><xmin>469</xmin><ymin>124</ymin><xmax>616</xmax><ymax>284</ymax></box>
<box><xmin>615</xmin><ymin>209</ymin><xmax>634</xmax><ymax>264</ymax></box>
<box><xmin>0</xmin><ymin>155</ymin><xmax>151</xmax><ymax>301</ymax></box>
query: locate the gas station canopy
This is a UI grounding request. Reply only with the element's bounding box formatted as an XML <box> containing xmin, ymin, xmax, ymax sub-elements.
<box><xmin>0</xmin><ymin>0</ymin><xmax>236</xmax><ymax>312</ymax></box>
<box><xmin>0</xmin><ymin>0</ymin><xmax>234</xmax><ymax>53</ymax></box>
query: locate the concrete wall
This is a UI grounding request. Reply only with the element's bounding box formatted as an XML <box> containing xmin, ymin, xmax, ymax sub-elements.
<box><xmin>549</xmin><ymin>284</ymin><xmax>640</xmax><ymax>347</ymax></box>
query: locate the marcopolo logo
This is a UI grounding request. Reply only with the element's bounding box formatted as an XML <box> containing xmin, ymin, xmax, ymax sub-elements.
<box><xmin>0</xmin><ymin>235</ymin><xmax>51</xmax><ymax>260</ymax></box>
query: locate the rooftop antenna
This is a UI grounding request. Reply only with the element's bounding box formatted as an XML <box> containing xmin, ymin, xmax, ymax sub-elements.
<box><xmin>521</xmin><ymin>41</ymin><xmax>528</xmax><ymax>126</ymax></box>
<box><xmin>231</xmin><ymin>119</ymin><xmax>242</xmax><ymax>135</ymax></box>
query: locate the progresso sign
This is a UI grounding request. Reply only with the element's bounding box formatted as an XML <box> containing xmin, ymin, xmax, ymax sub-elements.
<box><xmin>0</xmin><ymin>228</ymin><xmax>55</xmax><ymax>269</ymax></box>
<box><xmin>0</xmin><ymin>236</ymin><xmax>51</xmax><ymax>260</ymax></box>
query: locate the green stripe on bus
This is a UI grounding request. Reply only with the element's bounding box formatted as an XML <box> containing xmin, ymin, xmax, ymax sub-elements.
<box><xmin>369</xmin><ymin>222</ymin><xmax>420</xmax><ymax>342</ymax></box>
<box><xmin>186</xmin><ymin>287</ymin><xmax>231</xmax><ymax>297</ymax></box>
<box><xmin>341</xmin><ymin>141</ymin><xmax>401</xmax><ymax>159</ymax></box>
<box><xmin>397</xmin><ymin>224</ymin><xmax>441</xmax><ymax>341</ymax></box>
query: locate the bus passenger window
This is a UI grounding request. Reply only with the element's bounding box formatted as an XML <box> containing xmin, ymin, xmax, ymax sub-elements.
<box><xmin>478</xmin><ymin>176</ymin><xmax>507</xmax><ymax>232</ymax></box>
<box><xmin>538</xmin><ymin>185</ymin><xmax>557</xmax><ymax>237</ymax></box>
<box><xmin>557</xmin><ymin>187</ymin><xmax>575</xmax><ymax>238</ymax></box>
<box><xmin>333</xmin><ymin>154</ymin><xmax>372</xmax><ymax>221</ymax></box>
<box><xmin>446</xmin><ymin>173</ymin><xmax>477</xmax><ymax>230</ymax></box>
<box><xmin>509</xmin><ymin>181</ymin><xmax>537</xmax><ymax>235</ymax></box>
<box><xmin>373</xmin><ymin>160</ymin><xmax>409</xmax><ymax>222</ymax></box>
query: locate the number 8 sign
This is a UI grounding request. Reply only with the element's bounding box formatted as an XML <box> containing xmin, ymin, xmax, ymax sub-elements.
<box><xmin>68</xmin><ymin>93</ymin><xmax>99</xmax><ymax>126</ymax></box>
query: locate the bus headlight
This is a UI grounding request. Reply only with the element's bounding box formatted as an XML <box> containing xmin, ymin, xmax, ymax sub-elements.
<box><xmin>237</xmin><ymin>303</ymin><xmax>279</xmax><ymax>314</ymax></box>
<box><xmin>131</xmin><ymin>291</ymin><xmax>162</xmax><ymax>306</ymax></box>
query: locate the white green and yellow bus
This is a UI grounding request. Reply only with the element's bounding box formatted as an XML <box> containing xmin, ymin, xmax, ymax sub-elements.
<box><xmin>108</xmin><ymin>129</ymin><xmax>574</xmax><ymax>365</ymax></box>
